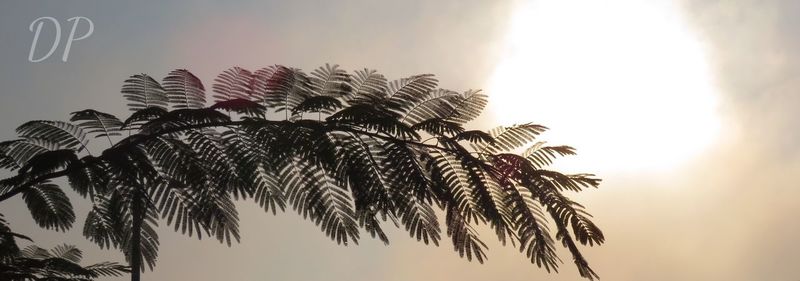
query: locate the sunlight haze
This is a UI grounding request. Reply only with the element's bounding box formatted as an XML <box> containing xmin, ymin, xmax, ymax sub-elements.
<box><xmin>490</xmin><ymin>0</ymin><xmax>721</xmax><ymax>173</ymax></box>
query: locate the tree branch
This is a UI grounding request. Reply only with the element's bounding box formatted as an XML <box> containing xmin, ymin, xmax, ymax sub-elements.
<box><xmin>0</xmin><ymin>119</ymin><xmax>470</xmax><ymax>203</ymax></box>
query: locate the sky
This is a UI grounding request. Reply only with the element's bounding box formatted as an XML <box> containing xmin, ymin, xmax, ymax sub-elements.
<box><xmin>1</xmin><ymin>0</ymin><xmax>799</xmax><ymax>280</ymax></box>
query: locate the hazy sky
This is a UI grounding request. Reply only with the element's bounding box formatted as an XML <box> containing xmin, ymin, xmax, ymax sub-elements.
<box><xmin>1</xmin><ymin>0</ymin><xmax>798</xmax><ymax>280</ymax></box>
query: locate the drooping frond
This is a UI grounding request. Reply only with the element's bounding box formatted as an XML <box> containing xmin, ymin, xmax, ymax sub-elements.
<box><xmin>121</xmin><ymin>74</ymin><xmax>168</xmax><ymax>112</ymax></box>
<box><xmin>144</xmin><ymin>131</ymin><xmax>242</xmax><ymax>245</ymax></box>
<box><xmin>141</xmin><ymin>136</ymin><xmax>206</xmax><ymax>188</ymax></box>
<box><xmin>278</xmin><ymin>155</ymin><xmax>360</xmax><ymax>245</ymax></box>
<box><xmin>445</xmin><ymin>204</ymin><xmax>488</xmax><ymax>263</ymax></box>
<box><xmin>456</xmin><ymin>150</ymin><xmax>515</xmax><ymax>245</ymax></box>
<box><xmin>381</xmin><ymin>140</ymin><xmax>440</xmax><ymax>245</ymax></box>
<box><xmin>22</xmin><ymin>182</ymin><xmax>75</xmax><ymax>232</ymax></box>
<box><xmin>505</xmin><ymin>184</ymin><xmax>560</xmax><ymax>271</ymax></box>
<box><xmin>554</xmin><ymin>217</ymin><xmax>599</xmax><ymax>280</ymax></box>
<box><xmin>66</xmin><ymin>156</ymin><xmax>110</xmax><ymax>198</ymax></box>
<box><xmin>70</xmin><ymin>109</ymin><xmax>124</xmax><ymax>142</ymax></box>
<box><xmin>332</xmin><ymin>132</ymin><xmax>396</xmax><ymax>244</ymax></box>
<box><xmin>16</xmin><ymin>120</ymin><xmax>88</xmax><ymax>152</ymax></box>
<box><xmin>149</xmin><ymin>177</ymin><xmax>241</xmax><ymax>246</ymax></box>
<box><xmin>532</xmin><ymin>176</ymin><xmax>603</xmax><ymax>246</ymax></box>
<box><xmin>148</xmin><ymin>179</ymin><xmax>205</xmax><ymax>240</ymax></box>
<box><xmin>83</xmin><ymin>192</ymin><xmax>124</xmax><ymax>250</ymax></box>
<box><xmin>425</xmin><ymin>150</ymin><xmax>480</xmax><ymax>223</ymax></box>
<box><xmin>221</xmin><ymin>128</ymin><xmax>285</xmax><ymax>211</ymax></box>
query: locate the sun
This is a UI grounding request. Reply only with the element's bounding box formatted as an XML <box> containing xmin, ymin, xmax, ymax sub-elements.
<box><xmin>488</xmin><ymin>0</ymin><xmax>720</xmax><ymax>173</ymax></box>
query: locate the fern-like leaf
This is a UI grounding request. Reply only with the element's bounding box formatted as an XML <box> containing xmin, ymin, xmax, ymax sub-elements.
<box><xmin>382</xmin><ymin>140</ymin><xmax>440</xmax><ymax>245</ymax></box>
<box><xmin>446</xmin><ymin>89</ymin><xmax>488</xmax><ymax>124</ymax></box>
<box><xmin>0</xmin><ymin>139</ymin><xmax>60</xmax><ymax>171</ymax></box>
<box><xmin>386</xmin><ymin>74</ymin><xmax>438</xmax><ymax>100</ymax></box>
<box><xmin>49</xmin><ymin>244</ymin><xmax>83</xmax><ymax>263</ymax></box>
<box><xmin>522</xmin><ymin>142</ymin><xmax>577</xmax><ymax>168</ymax></box>
<box><xmin>16</xmin><ymin>120</ymin><xmax>88</xmax><ymax>152</ymax></box>
<box><xmin>212</xmin><ymin>67</ymin><xmax>253</xmax><ymax>103</ymax></box>
<box><xmin>70</xmin><ymin>109</ymin><xmax>123</xmax><ymax>143</ymax></box>
<box><xmin>121</xmin><ymin>74</ymin><xmax>168</xmax><ymax>111</ymax></box>
<box><xmin>505</xmin><ymin>183</ymin><xmax>560</xmax><ymax>271</ymax></box>
<box><xmin>22</xmin><ymin>183</ymin><xmax>75</xmax><ymax>232</ymax></box>
<box><xmin>344</xmin><ymin>68</ymin><xmax>387</xmax><ymax>105</ymax></box>
<box><xmin>445</xmin><ymin>204</ymin><xmax>488</xmax><ymax>263</ymax></box>
<box><xmin>394</xmin><ymin>88</ymin><xmax>461</xmax><ymax>126</ymax></box>
<box><xmin>163</xmin><ymin>69</ymin><xmax>206</xmax><ymax>109</ymax></box>
<box><xmin>309</xmin><ymin>63</ymin><xmax>351</xmax><ymax>97</ymax></box>
<box><xmin>260</xmin><ymin>66</ymin><xmax>313</xmax><ymax>116</ymax></box>
<box><xmin>482</xmin><ymin>123</ymin><xmax>548</xmax><ymax>154</ymax></box>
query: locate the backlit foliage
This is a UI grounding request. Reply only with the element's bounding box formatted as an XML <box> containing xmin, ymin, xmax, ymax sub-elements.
<box><xmin>0</xmin><ymin>64</ymin><xmax>604</xmax><ymax>280</ymax></box>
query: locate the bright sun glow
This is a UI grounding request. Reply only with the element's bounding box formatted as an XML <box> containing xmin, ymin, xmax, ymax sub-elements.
<box><xmin>489</xmin><ymin>0</ymin><xmax>720</xmax><ymax>173</ymax></box>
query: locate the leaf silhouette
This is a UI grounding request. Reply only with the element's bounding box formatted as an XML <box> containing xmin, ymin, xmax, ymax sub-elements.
<box><xmin>0</xmin><ymin>65</ymin><xmax>604</xmax><ymax>281</ymax></box>
<box><xmin>121</xmin><ymin>74</ymin><xmax>168</xmax><ymax>112</ymax></box>
<box><xmin>163</xmin><ymin>69</ymin><xmax>206</xmax><ymax>109</ymax></box>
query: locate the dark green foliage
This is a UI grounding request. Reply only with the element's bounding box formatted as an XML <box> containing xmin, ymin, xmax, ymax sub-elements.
<box><xmin>0</xmin><ymin>65</ymin><xmax>604</xmax><ymax>280</ymax></box>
